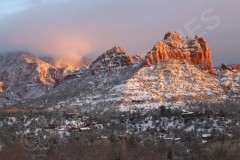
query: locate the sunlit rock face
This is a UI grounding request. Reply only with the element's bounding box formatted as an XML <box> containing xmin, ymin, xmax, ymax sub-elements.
<box><xmin>221</xmin><ymin>63</ymin><xmax>240</xmax><ymax>71</ymax></box>
<box><xmin>227</xmin><ymin>64</ymin><xmax>240</xmax><ymax>71</ymax></box>
<box><xmin>145</xmin><ymin>32</ymin><xmax>215</xmax><ymax>74</ymax></box>
<box><xmin>230</xmin><ymin>65</ymin><xmax>240</xmax><ymax>71</ymax></box>
<box><xmin>0</xmin><ymin>81</ymin><xmax>5</xmax><ymax>92</ymax></box>
<box><xmin>1</xmin><ymin>52</ymin><xmax>65</xmax><ymax>85</ymax></box>
<box><xmin>0</xmin><ymin>53</ymin><xmax>62</xmax><ymax>100</ymax></box>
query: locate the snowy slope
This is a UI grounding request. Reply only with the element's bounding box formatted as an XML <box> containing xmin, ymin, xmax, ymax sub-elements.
<box><xmin>217</xmin><ymin>69</ymin><xmax>240</xmax><ymax>98</ymax></box>
<box><xmin>22</xmin><ymin>60</ymin><xmax>230</xmax><ymax>112</ymax></box>
<box><xmin>115</xmin><ymin>60</ymin><xmax>227</xmax><ymax>110</ymax></box>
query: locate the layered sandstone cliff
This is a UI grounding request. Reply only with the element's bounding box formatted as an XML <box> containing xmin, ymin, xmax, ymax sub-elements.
<box><xmin>145</xmin><ymin>32</ymin><xmax>215</xmax><ymax>74</ymax></box>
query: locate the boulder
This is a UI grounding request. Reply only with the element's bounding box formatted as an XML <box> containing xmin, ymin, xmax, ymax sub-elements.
<box><xmin>221</xmin><ymin>80</ymin><xmax>233</xmax><ymax>88</ymax></box>
<box><xmin>0</xmin><ymin>81</ymin><xmax>5</xmax><ymax>92</ymax></box>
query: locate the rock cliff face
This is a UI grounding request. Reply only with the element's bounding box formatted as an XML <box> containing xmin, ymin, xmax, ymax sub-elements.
<box><xmin>90</xmin><ymin>46</ymin><xmax>133</xmax><ymax>74</ymax></box>
<box><xmin>145</xmin><ymin>32</ymin><xmax>215</xmax><ymax>74</ymax></box>
<box><xmin>221</xmin><ymin>64</ymin><xmax>240</xmax><ymax>71</ymax></box>
<box><xmin>231</xmin><ymin>65</ymin><xmax>240</xmax><ymax>71</ymax></box>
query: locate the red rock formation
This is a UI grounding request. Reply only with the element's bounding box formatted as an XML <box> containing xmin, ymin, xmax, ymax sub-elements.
<box><xmin>221</xmin><ymin>63</ymin><xmax>232</xmax><ymax>70</ymax></box>
<box><xmin>145</xmin><ymin>32</ymin><xmax>215</xmax><ymax>74</ymax></box>
<box><xmin>221</xmin><ymin>63</ymin><xmax>240</xmax><ymax>71</ymax></box>
<box><xmin>90</xmin><ymin>46</ymin><xmax>133</xmax><ymax>73</ymax></box>
<box><xmin>230</xmin><ymin>64</ymin><xmax>240</xmax><ymax>71</ymax></box>
<box><xmin>0</xmin><ymin>81</ymin><xmax>6</xmax><ymax>92</ymax></box>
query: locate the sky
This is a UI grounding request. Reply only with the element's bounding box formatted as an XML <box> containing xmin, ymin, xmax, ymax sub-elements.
<box><xmin>0</xmin><ymin>0</ymin><xmax>239</xmax><ymax>65</ymax></box>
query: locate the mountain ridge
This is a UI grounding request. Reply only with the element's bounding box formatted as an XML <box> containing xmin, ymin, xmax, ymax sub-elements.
<box><xmin>0</xmin><ymin>32</ymin><xmax>239</xmax><ymax>109</ymax></box>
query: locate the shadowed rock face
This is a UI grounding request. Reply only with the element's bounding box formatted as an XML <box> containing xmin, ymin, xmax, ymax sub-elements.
<box><xmin>145</xmin><ymin>32</ymin><xmax>215</xmax><ymax>74</ymax></box>
<box><xmin>221</xmin><ymin>63</ymin><xmax>232</xmax><ymax>70</ymax></box>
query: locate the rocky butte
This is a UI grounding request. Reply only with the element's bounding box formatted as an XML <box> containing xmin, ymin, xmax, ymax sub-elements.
<box><xmin>145</xmin><ymin>32</ymin><xmax>215</xmax><ymax>74</ymax></box>
<box><xmin>90</xmin><ymin>46</ymin><xmax>143</xmax><ymax>74</ymax></box>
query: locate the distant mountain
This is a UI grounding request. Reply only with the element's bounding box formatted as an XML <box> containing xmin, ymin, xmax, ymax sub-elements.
<box><xmin>0</xmin><ymin>52</ymin><xmax>91</xmax><ymax>107</ymax></box>
<box><xmin>0</xmin><ymin>32</ymin><xmax>239</xmax><ymax>109</ymax></box>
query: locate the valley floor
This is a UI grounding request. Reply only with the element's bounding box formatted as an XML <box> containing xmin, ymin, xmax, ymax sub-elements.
<box><xmin>0</xmin><ymin>101</ymin><xmax>239</xmax><ymax>160</ymax></box>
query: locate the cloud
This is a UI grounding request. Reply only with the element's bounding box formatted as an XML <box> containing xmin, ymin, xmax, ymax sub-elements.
<box><xmin>0</xmin><ymin>0</ymin><xmax>30</xmax><ymax>16</ymax></box>
<box><xmin>0</xmin><ymin>0</ymin><xmax>239</xmax><ymax>65</ymax></box>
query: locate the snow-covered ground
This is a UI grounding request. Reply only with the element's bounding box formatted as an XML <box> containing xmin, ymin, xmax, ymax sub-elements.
<box><xmin>42</xmin><ymin>60</ymin><xmax>230</xmax><ymax>112</ymax></box>
<box><xmin>217</xmin><ymin>69</ymin><xmax>240</xmax><ymax>98</ymax></box>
